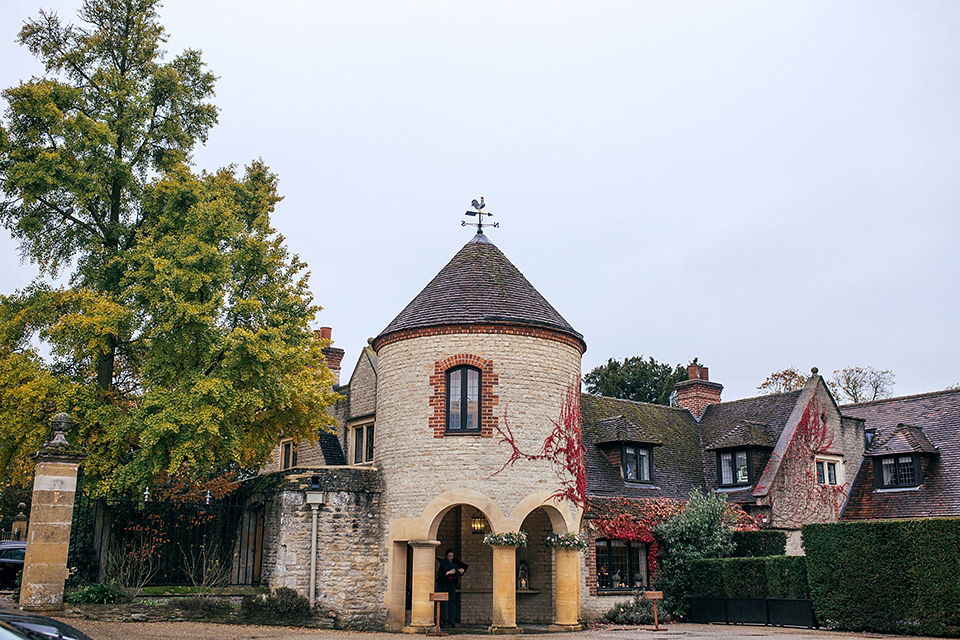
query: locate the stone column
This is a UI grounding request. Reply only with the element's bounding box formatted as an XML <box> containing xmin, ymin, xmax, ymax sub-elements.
<box><xmin>404</xmin><ymin>540</ymin><xmax>440</xmax><ymax>633</ymax></box>
<box><xmin>490</xmin><ymin>544</ymin><xmax>520</xmax><ymax>633</ymax></box>
<box><xmin>549</xmin><ymin>549</ymin><xmax>582</xmax><ymax>631</ymax></box>
<box><xmin>20</xmin><ymin>413</ymin><xmax>85</xmax><ymax>611</ymax></box>
<box><xmin>11</xmin><ymin>504</ymin><xmax>28</xmax><ymax>541</ymax></box>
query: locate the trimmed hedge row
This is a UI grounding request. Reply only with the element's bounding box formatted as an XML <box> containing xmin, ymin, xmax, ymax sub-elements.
<box><xmin>803</xmin><ymin>519</ymin><xmax>960</xmax><ymax>637</ymax></box>
<box><xmin>689</xmin><ymin>556</ymin><xmax>808</xmax><ymax>599</ymax></box>
<box><xmin>731</xmin><ymin>530</ymin><xmax>787</xmax><ymax>557</ymax></box>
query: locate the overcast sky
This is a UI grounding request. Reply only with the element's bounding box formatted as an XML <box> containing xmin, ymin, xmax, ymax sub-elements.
<box><xmin>2</xmin><ymin>1</ymin><xmax>959</xmax><ymax>401</ymax></box>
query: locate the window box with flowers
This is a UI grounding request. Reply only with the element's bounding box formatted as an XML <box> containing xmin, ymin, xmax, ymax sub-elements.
<box><xmin>542</xmin><ymin>532</ymin><xmax>588</xmax><ymax>552</ymax></box>
<box><xmin>482</xmin><ymin>531</ymin><xmax>527</xmax><ymax>548</ymax></box>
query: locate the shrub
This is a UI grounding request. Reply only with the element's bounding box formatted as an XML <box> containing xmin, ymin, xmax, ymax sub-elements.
<box><xmin>804</xmin><ymin>519</ymin><xmax>960</xmax><ymax>636</ymax></box>
<box><xmin>688</xmin><ymin>556</ymin><xmax>808</xmax><ymax>599</ymax></box>
<box><xmin>765</xmin><ymin>556</ymin><xmax>808</xmax><ymax>599</ymax></box>
<box><xmin>602</xmin><ymin>592</ymin><xmax>670</xmax><ymax>625</ymax></box>
<box><xmin>654</xmin><ymin>488</ymin><xmax>735</xmax><ymax>618</ymax></box>
<box><xmin>65</xmin><ymin>583</ymin><xmax>129</xmax><ymax>604</ymax></box>
<box><xmin>731</xmin><ymin>530</ymin><xmax>786</xmax><ymax>557</ymax></box>
<box><xmin>241</xmin><ymin>587</ymin><xmax>311</xmax><ymax>623</ymax></box>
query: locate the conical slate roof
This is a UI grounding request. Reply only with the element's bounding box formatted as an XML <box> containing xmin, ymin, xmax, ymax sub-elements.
<box><xmin>374</xmin><ymin>233</ymin><xmax>584</xmax><ymax>350</ymax></box>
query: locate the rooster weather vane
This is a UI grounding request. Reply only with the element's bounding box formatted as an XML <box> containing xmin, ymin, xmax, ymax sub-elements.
<box><xmin>462</xmin><ymin>197</ymin><xmax>498</xmax><ymax>234</ymax></box>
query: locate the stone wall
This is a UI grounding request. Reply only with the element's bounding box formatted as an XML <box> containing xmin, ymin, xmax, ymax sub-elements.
<box><xmin>764</xmin><ymin>381</ymin><xmax>865</xmax><ymax>535</ymax></box>
<box><xmin>375</xmin><ymin>331</ymin><xmax>582</xmax><ymax>525</ymax></box>
<box><xmin>257</xmin><ymin>467</ymin><xmax>386</xmax><ymax>629</ymax></box>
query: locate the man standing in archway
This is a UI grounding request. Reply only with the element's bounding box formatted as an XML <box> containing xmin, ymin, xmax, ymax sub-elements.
<box><xmin>437</xmin><ymin>549</ymin><xmax>468</xmax><ymax>628</ymax></box>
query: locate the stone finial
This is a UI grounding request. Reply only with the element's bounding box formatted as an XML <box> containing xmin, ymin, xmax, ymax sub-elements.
<box><xmin>46</xmin><ymin>412</ymin><xmax>73</xmax><ymax>447</ymax></box>
<box><xmin>811</xmin><ymin>367</ymin><xmax>819</xmax><ymax>376</ymax></box>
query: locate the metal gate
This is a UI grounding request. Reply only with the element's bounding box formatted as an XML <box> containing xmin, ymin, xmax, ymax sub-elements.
<box><xmin>68</xmin><ymin>492</ymin><xmax>264</xmax><ymax>587</ymax></box>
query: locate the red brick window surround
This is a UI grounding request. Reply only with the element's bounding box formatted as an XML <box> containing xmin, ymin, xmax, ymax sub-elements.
<box><xmin>429</xmin><ymin>354</ymin><xmax>498</xmax><ymax>438</ymax></box>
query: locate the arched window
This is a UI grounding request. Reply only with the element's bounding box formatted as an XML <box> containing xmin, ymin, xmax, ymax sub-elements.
<box><xmin>447</xmin><ymin>366</ymin><xmax>481</xmax><ymax>432</ymax></box>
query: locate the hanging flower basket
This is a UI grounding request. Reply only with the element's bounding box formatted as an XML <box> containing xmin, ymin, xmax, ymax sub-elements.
<box><xmin>542</xmin><ymin>532</ymin><xmax>588</xmax><ymax>552</ymax></box>
<box><xmin>482</xmin><ymin>531</ymin><xmax>527</xmax><ymax>547</ymax></box>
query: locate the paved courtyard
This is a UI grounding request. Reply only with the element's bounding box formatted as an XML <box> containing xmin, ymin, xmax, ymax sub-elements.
<box><xmin>51</xmin><ymin>620</ymin><xmax>944</xmax><ymax>640</ymax></box>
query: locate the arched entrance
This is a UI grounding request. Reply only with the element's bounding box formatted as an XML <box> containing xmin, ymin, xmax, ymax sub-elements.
<box><xmin>517</xmin><ymin>507</ymin><xmax>555</xmax><ymax>624</ymax></box>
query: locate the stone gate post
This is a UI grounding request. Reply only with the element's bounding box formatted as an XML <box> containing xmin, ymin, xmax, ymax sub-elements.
<box><xmin>20</xmin><ymin>412</ymin><xmax>85</xmax><ymax>611</ymax></box>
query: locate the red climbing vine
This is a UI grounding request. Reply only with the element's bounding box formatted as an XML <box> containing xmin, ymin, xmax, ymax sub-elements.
<box><xmin>768</xmin><ymin>396</ymin><xmax>850</xmax><ymax>526</ymax></box>
<box><xmin>493</xmin><ymin>379</ymin><xmax>587</xmax><ymax>509</ymax></box>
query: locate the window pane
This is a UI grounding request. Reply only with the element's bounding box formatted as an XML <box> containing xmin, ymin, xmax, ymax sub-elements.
<box><xmin>282</xmin><ymin>442</ymin><xmax>291</xmax><ymax>469</ymax></box>
<box><xmin>354</xmin><ymin>428</ymin><xmax>363</xmax><ymax>464</ymax></box>
<box><xmin>882</xmin><ymin>458</ymin><xmax>896</xmax><ymax>485</ymax></box>
<box><xmin>465</xmin><ymin>368</ymin><xmax>479</xmax><ymax>430</ymax></box>
<box><xmin>291</xmin><ymin>445</ymin><xmax>297</xmax><ymax>467</ymax></box>
<box><xmin>816</xmin><ymin>461</ymin><xmax>825</xmax><ymax>484</ymax></box>
<box><xmin>366</xmin><ymin>425</ymin><xmax>375</xmax><ymax>462</ymax></box>
<box><xmin>827</xmin><ymin>462</ymin><xmax>837</xmax><ymax>485</ymax></box>
<box><xmin>448</xmin><ymin>372</ymin><xmax>462</xmax><ymax>430</ymax></box>
<box><xmin>624</xmin><ymin>446</ymin><xmax>637</xmax><ymax>481</ymax></box>
<box><xmin>629</xmin><ymin>542</ymin><xmax>644</xmax><ymax>588</ymax></box>
<box><xmin>637</xmin><ymin>448</ymin><xmax>650</xmax><ymax>482</ymax></box>
<box><xmin>720</xmin><ymin>452</ymin><xmax>733</xmax><ymax>485</ymax></box>
<box><xmin>609</xmin><ymin>540</ymin><xmax>629</xmax><ymax>589</ymax></box>
<box><xmin>897</xmin><ymin>456</ymin><xmax>914</xmax><ymax>485</ymax></box>
<box><xmin>735</xmin><ymin>451</ymin><xmax>749</xmax><ymax>483</ymax></box>
<box><xmin>595</xmin><ymin>541</ymin><xmax>610</xmax><ymax>589</ymax></box>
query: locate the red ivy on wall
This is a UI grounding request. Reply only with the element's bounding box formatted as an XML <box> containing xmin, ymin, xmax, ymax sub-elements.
<box><xmin>493</xmin><ymin>379</ymin><xmax>587</xmax><ymax>508</ymax></box>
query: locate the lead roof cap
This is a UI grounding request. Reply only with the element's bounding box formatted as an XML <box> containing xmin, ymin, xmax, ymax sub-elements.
<box><xmin>374</xmin><ymin>233</ymin><xmax>584</xmax><ymax>351</ymax></box>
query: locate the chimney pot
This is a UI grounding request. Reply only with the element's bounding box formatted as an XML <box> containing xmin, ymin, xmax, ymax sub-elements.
<box><xmin>318</xmin><ymin>327</ymin><xmax>333</xmax><ymax>341</ymax></box>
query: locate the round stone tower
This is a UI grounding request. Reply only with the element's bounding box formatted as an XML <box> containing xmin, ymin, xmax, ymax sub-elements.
<box><xmin>371</xmin><ymin>231</ymin><xmax>586</xmax><ymax>632</ymax></box>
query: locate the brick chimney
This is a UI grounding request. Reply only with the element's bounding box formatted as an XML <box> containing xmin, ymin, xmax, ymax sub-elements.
<box><xmin>674</xmin><ymin>362</ymin><xmax>722</xmax><ymax>421</ymax></box>
<box><xmin>315</xmin><ymin>327</ymin><xmax>344</xmax><ymax>386</ymax></box>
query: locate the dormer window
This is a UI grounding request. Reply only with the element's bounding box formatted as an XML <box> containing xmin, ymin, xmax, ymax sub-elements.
<box><xmin>718</xmin><ymin>450</ymin><xmax>751</xmax><ymax>486</ymax></box>
<box><xmin>447</xmin><ymin>366</ymin><xmax>481</xmax><ymax>432</ymax></box>
<box><xmin>623</xmin><ymin>445</ymin><xmax>652</xmax><ymax>483</ymax></box>
<box><xmin>877</xmin><ymin>455</ymin><xmax>920</xmax><ymax>488</ymax></box>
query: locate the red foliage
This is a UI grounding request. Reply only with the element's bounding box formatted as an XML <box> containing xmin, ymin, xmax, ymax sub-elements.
<box><xmin>770</xmin><ymin>397</ymin><xmax>849</xmax><ymax>525</ymax></box>
<box><xmin>493</xmin><ymin>379</ymin><xmax>587</xmax><ymax>509</ymax></box>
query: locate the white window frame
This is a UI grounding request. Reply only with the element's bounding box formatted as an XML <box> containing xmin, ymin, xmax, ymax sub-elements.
<box><xmin>815</xmin><ymin>454</ymin><xmax>843</xmax><ymax>486</ymax></box>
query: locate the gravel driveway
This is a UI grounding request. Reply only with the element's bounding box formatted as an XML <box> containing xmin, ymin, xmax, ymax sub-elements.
<box><xmin>51</xmin><ymin>620</ymin><xmax>943</xmax><ymax>640</ymax></box>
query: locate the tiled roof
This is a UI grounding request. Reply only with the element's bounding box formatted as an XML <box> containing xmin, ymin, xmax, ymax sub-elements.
<box><xmin>581</xmin><ymin>394</ymin><xmax>705</xmax><ymax>501</ymax></box>
<box><xmin>841</xmin><ymin>389</ymin><xmax>960</xmax><ymax>519</ymax></box>
<box><xmin>594</xmin><ymin>415</ymin><xmax>664</xmax><ymax>446</ymax></box>
<box><xmin>375</xmin><ymin>233</ymin><xmax>584</xmax><ymax>348</ymax></box>
<box><xmin>697</xmin><ymin>389</ymin><xmax>806</xmax><ymax>500</ymax></box>
<box><xmin>705</xmin><ymin>420</ymin><xmax>777</xmax><ymax>450</ymax></box>
<box><xmin>698</xmin><ymin>391</ymin><xmax>803</xmax><ymax>453</ymax></box>
<box><xmin>864</xmin><ymin>423</ymin><xmax>939</xmax><ymax>457</ymax></box>
<box><xmin>317</xmin><ymin>432</ymin><xmax>347</xmax><ymax>466</ymax></box>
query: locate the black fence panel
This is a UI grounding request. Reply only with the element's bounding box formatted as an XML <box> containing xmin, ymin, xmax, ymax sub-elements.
<box><xmin>767</xmin><ymin>598</ymin><xmax>817</xmax><ymax>628</ymax></box>
<box><xmin>68</xmin><ymin>492</ymin><xmax>263</xmax><ymax>587</ymax></box>
<box><xmin>726</xmin><ymin>597</ymin><xmax>768</xmax><ymax>625</ymax></box>
<box><xmin>688</xmin><ymin>597</ymin><xmax>817</xmax><ymax>629</ymax></box>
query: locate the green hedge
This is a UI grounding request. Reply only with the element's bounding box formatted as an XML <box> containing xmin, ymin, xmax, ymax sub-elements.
<box><xmin>689</xmin><ymin>556</ymin><xmax>807</xmax><ymax>599</ymax></box>
<box><xmin>731</xmin><ymin>530</ymin><xmax>786</xmax><ymax>557</ymax></box>
<box><xmin>804</xmin><ymin>519</ymin><xmax>960</xmax><ymax>637</ymax></box>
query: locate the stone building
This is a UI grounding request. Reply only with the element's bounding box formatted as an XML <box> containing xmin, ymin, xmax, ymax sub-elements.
<box><xmin>252</xmin><ymin>229</ymin><xmax>953</xmax><ymax>630</ymax></box>
<box><xmin>259</xmin><ymin>230</ymin><xmax>587</xmax><ymax>632</ymax></box>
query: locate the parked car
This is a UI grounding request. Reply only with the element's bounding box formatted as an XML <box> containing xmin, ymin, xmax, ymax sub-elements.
<box><xmin>0</xmin><ymin>610</ymin><xmax>93</xmax><ymax>640</ymax></box>
<box><xmin>0</xmin><ymin>543</ymin><xmax>25</xmax><ymax>590</ymax></box>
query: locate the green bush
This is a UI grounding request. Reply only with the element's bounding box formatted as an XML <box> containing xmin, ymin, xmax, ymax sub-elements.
<box><xmin>765</xmin><ymin>556</ymin><xmax>808</xmax><ymax>599</ymax></box>
<box><xmin>804</xmin><ymin>519</ymin><xmax>960</xmax><ymax>637</ymax></box>
<box><xmin>241</xmin><ymin>587</ymin><xmax>311</xmax><ymax>623</ymax></box>
<box><xmin>722</xmin><ymin>557</ymin><xmax>767</xmax><ymax>598</ymax></box>
<box><xmin>602</xmin><ymin>592</ymin><xmax>671</xmax><ymax>625</ymax></box>
<box><xmin>689</xmin><ymin>556</ymin><xmax>808</xmax><ymax>599</ymax></box>
<box><xmin>731</xmin><ymin>530</ymin><xmax>786</xmax><ymax>557</ymax></box>
<box><xmin>654</xmin><ymin>488</ymin><xmax>735</xmax><ymax>618</ymax></box>
<box><xmin>65</xmin><ymin>583</ymin><xmax>129</xmax><ymax>604</ymax></box>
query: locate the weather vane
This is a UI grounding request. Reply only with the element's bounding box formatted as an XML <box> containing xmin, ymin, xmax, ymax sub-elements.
<box><xmin>462</xmin><ymin>197</ymin><xmax>498</xmax><ymax>234</ymax></box>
